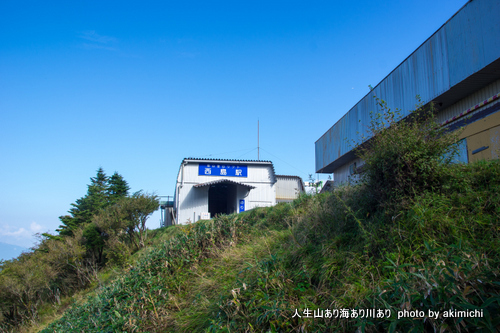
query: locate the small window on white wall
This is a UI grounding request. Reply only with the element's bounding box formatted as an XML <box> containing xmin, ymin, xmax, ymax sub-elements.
<box><xmin>349</xmin><ymin>162</ymin><xmax>357</xmax><ymax>176</ymax></box>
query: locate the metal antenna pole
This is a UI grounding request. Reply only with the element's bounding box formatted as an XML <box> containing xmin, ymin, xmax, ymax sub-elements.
<box><xmin>258</xmin><ymin>119</ymin><xmax>260</xmax><ymax>160</ymax></box>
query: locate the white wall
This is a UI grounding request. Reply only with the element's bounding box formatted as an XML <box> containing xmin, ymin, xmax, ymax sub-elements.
<box><xmin>333</xmin><ymin>157</ymin><xmax>364</xmax><ymax>186</ymax></box>
<box><xmin>276</xmin><ymin>177</ymin><xmax>303</xmax><ymax>202</ymax></box>
<box><xmin>174</xmin><ymin>161</ymin><xmax>276</xmax><ymax>224</ymax></box>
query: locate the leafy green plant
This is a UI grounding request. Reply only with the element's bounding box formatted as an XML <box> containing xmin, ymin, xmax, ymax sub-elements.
<box><xmin>355</xmin><ymin>97</ymin><xmax>461</xmax><ymax>212</ymax></box>
<box><xmin>7</xmin><ymin>105</ymin><xmax>499</xmax><ymax>332</ymax></box>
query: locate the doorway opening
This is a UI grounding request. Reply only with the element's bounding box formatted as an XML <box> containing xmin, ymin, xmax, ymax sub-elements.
<box><xmin>208</xmin><ymin>183</ymin><xmax>237</xmax><ymax>217</ymax></box>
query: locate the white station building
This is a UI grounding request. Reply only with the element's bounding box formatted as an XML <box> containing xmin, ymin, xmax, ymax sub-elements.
<box><xmin>161</xmin><ymin>158</ymin><xmax>304</xmax><ymax>226</ymax></box>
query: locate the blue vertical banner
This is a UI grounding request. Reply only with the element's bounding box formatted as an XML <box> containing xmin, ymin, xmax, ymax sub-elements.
<box><xmin>239</xmin><ymin>199</ymin><xmax>245</xmax><ymax>212</ymax></box>
<box><xmin>198</xmin><ymin>163</ymin><xmax>248</xmax><ymax>177</ymax></box>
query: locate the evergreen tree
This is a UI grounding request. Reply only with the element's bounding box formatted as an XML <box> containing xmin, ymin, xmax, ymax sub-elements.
<box><xmin>57</xmin><ymin>168</ymin><xmax>109</xmax><ymax>237</ymax></box>
<box><xmin>54</xmin><ymin>168</ymin><xmax>133</xmax><ymax>264</ymax></box>
<box><xmin>82</xmin><ymin>222</ymin><xmax>105</xmax><ymax>263</ymax></box>
<box><xmin>84</xmin><ymin>167</ymin><xmax>109</xmax><ymax>216</ymax></box>
<box><xmin>107</xmin><ymin>172</ymin><xmax>130</xmax><ymax>203</ymax></box>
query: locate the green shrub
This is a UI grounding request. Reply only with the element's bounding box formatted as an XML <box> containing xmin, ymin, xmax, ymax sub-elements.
<box><xmin>104</xmin><ymin>237</ymin><xmax>131</xmax><ymax>268</ymax></box>
<box><xmin>23</xmin><ymin>99</ymin><xmax>500</xmax><ymax>332</ymax></box>
<box><xmin>355</xmin><ymin>97</ymin><xmax>461</xmax><ymax>212</ymax></box>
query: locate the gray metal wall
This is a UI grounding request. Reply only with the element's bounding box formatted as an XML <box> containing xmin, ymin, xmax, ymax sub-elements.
<box><xmin>316</xmin><ymin>0</ymin><xmax>500</xmax><ymax>173</ymax></box>
<box><xmin>332</xmin><ymin>79</ymin><xmax>499</xmax><ymax>185</ymax></box>
<box><xmin>275</xmin><ymin>176</ymin><xmax>304</xmax><ymax>202</ymax></box>
<box><xmin>332</xmin><ymin>157</ymin><xmax>364</xmax><ymax>186</ymax></box>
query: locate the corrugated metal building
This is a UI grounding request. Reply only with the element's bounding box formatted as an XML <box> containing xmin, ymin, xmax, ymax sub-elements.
<box><xmin>275</xmin><ymin>175</ymin><xmax>305</xmax><ymax>203</ymax></box>
<box><xmin>315</xmin><ymin>0</ymin><xmax>500</xmax><ymax>184</ymax></box>
<box><xmin>169</xmin><ymin>158</ymin><xmax>304</xmax><ymax>225</ymax></box>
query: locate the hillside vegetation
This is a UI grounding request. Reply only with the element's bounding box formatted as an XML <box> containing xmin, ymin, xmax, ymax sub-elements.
<box><xmin>39</xmin><ymin>103</ymin><xmax>500</xmax><ymax>332</ymax></box>
<box><xmin>0</xmin><ymin>169</ymin><xmax>159</xmax><ymax>333</ymax></box>
<box><xmin>3</xmin><ymin>101</ymin><xmax>500</xmax><ymax>332</ymax></box>
<box><xmin>36</xmin><ymin>159</ymin><xmax>500</xmax><ymax>332</ymax></box>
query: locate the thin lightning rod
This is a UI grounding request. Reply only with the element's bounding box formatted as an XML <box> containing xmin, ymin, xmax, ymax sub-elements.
<box><xmin>258</xmin><ymin>119</ymin><xmax>260</xmax><ymax>161</ymax></box>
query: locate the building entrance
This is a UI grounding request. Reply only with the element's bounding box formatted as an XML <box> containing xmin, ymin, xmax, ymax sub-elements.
<box><xmin>208</xmin><ymin>183</ymin><xmax>237</xmax><ymax>217</ymax></box>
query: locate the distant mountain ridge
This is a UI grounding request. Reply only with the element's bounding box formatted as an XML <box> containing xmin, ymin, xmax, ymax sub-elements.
<box><xmin>0</xmin><ymin>242</ymin><xmax>28</xmax><ymax>261</ymax></box>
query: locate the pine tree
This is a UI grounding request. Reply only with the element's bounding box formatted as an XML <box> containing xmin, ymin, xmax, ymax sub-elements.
<box><xmin>107</xmin><ymin>172</ymin><xmax>130</xmax><ymax>204</ymax></box>
<box><xmin>85</xmin><ymin>167</ymin><xmax>109</xmax><ymax>216</ymax></box>
<box><xmin>57</xmin><ymin>168</ymin><xmax>109</xmax><ymax>236</ymax></box>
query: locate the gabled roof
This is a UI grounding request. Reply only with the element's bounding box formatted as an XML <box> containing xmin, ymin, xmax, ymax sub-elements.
<box><xmin>183</xmin><ymin>157</ymin><xmax>273</xmax><ymax>164</ymax></box>
<box><xmin>276</xmin><ymin>174</ymin><xmax>305</xmax><ymax>192</ymax></box>
<box><xmin>320</xmin><ymin>180</ymin><xmax>335</xmax><ymax>193</ymax></box>
<box><xmin>194</xmin><ymin>179</ymin><xmax>256</xmax><ymax>189</ymax></box>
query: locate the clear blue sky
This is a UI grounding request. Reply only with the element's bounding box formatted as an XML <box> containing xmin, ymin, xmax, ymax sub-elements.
<box><xmin>0</xmin><ymin>0</ymin><xmax>467</xmax><ymax>249</ymax></box>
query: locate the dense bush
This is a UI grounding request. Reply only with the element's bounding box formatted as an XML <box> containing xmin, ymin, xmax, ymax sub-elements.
<box><xmin>355</xmin><ymin>98</ymin><xmax>461</xmax><ymax>211</ymax></box>
<box><xmin>35</xmin><ymin>155</ymin><xmax>499</xmax><ymax>332</ymax></box>
<box><xmin>0</xmin><ymin>172</ymin><xmax>158</xmax><ymax>332</ymax></box>
<box><xmin>4</xmin><ymin>103</ymin><xmax>499</xmax><ymax>332</ymax></box>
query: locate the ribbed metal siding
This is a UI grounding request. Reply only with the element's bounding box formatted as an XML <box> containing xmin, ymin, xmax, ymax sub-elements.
<box><xmin>316</xmin><ymin>0</ymin><xmax>500</xmax><ymax>173</ymax></box>
<box><xmin>276</xmin><ymin>177</ymin><xmax>301</xmax><ymax>201</ymax></box>
<box><xmin>436</xmin><ymin>78</ymin><xmax>500</xmax><ymax>124</ymax></box>
<box><xmin>334</xmin><ymin>157</ymin><xmax>364</xmax><ymax>185</ymax></box>
<box><xmin>446</xmin><ymin>0</ymin><xmax>500</xmax><ymax>86</ymax></box>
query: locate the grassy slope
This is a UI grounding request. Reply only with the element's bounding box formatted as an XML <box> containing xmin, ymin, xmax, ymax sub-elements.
<box><xmin>40</xmin><ymin>160</ymin><xmax>500</xmax><ymax>332</ymax></box>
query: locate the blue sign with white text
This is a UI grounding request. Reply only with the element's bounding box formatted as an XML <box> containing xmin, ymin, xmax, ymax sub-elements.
<box><xmin>198</xmin><ymin>164</ymin><xmax>248</xmax><ymax>177</ymax></box>
<box><xmin>239</xmin><ymin>200</ymin><xmax>245</xmax><ymax>212</ymax></box>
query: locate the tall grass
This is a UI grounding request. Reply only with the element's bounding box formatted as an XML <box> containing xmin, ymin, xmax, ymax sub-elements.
<box><xmin>36</xmin><ymin>160</ymin><xmax>500</xmax><ymax>332</ymax></box>
<box><xmin>34</xmin><ymin>101</ymin><xmax>500</xmax><ymax>332</ymax></box>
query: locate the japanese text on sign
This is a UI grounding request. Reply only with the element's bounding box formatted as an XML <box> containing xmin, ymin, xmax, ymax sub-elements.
<box><xmin>198</xmin><ymin>164</ymin><xmax>248</xmax><ymax>177</ymax></box>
